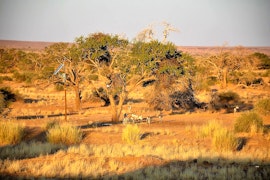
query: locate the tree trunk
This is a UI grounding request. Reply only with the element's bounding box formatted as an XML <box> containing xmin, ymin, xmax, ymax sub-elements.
<box><xmin>223</xmin><ymin>67</ymin><xmax>228</xmax><ymax>88</ymax></box>
<box><xmin>109</xmin><ymin>93</ymin><xmax>126</xmax><ymax>122</ymax></box>
<box><xmin>109</xmin><ymin>95</ymin><xmax>118</xmax><ymax>122</ymax></box>
<box><xmin>73</xmin><ymin>85</ymin><xmax>81</xmax><ymax>111</ymax></box>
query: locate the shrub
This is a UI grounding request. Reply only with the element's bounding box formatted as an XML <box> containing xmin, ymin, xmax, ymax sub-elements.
<box><xmin>43</xmin><ymin>120</ymin><xmax>60</xmax><ymax>131</ymax></box>
<box><xmin>0</xmin><ymin>76</ymin><xmax>12</xmax><ymax>84</ymax></box>
<box><xmin>254</xmin><ymin>98</ymin><xmax>270</xmax><ymax>116</ymax></box>
<box><xmin>0</xmin><ymin>87</ymin><xmax>19</xmax><ymax>113</ymax></box>
<box><xmin>122</xmin><ymin>124</ymin><xmax>141</xmax><ymax>144</ymax></box>
<box><xmin>210</xmin><ymin>91</ymin><xmax>240</xmax><ymax>111</ymax></box>
<box><xmin>218</xmin><ymin>91</ymin><xmax>240</xmax><ymax>104</ymax></box>
<box><xmin>55</xmin><ymin>83</ymin><xmax>64</xmax><ymax>91</ymax></box>
<box><xmin>0</xmin><ymin>94</ymin><xmax>5</xmax><ymax>113</ymax></box>
<box><xmin>234</xmin><ymin>112</ymin><xmax>264</xmax><ymax>133</ymax></box>
<box><xmin>0</xmin><ymin>121</ymin><xmax>25</xmax><ymax>145</ymax></box>
<box><xmin>13</xmin><ymin>71</ymin><xmax>36</xmax><ymax>83</ymax></box>
<box><xmin>212</xmin><ymin>128</ymin><xmax>238</xmax><ymax>152</ymax></box>
<box><xmin>47</xmin><ymin>123</ymin><xmax>83</xmax><ymax>145</ymax></box>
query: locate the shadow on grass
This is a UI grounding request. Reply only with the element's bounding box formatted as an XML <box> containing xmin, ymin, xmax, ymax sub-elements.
<box><xmin>0</xmin><ymin>141</ymin><xmax>67</xmax><ymax>160</ymax></box>
<box><xmin>1</xmin><ymin>157</ymin><xmax>269</xmax><ymax>179</ymax></box>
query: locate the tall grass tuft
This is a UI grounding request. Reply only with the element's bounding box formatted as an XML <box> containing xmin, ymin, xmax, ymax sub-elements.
<box><xmin>199</xmin><ymin>120</ymin><xmax>223</xmax><ymax>138</ymax></box>
<box><xmin>254</xmin><ymin>98</ymin><xmax>270</xmax><ymax>116</ymax></box>
<box><xmin>234</xmin><ymin>112</ymin><xmax>264</xmax><ymax>133</ymax></box>
<box><xmin>122</xmin><ymin>124</ymin><xmax>141</xmax><ymax>144</ymax></box>
<box><xmin>47</xmin><ymin>123</ymin><xmax>83</xmax><ymax>145</ymax></box>
<box><xmin>212</xmin><ymin>128</ymin><xmax>239</xmax><ymax>152</ymax></box>
<box><xmin>0</xmin><ymin>121</ymin><xmax>25</xmax><ymax>145</ymax></box>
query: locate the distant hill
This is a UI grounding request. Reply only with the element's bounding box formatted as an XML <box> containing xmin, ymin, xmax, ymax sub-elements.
<box><xmin>178</xmin><ymin>46</ymin><xmax>270</xmax><ymax>56</ymax></box>
<box><xmin>1</xmin><ymin>40</ymin><xmax>269</xmax><ymax>56</ymax></box>
<box><xmin>0</xmin><ymin>40</ymin><xmax>60</xmax><ymax>51</ymax></box>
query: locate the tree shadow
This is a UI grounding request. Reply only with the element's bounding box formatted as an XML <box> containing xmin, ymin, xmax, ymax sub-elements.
<box><xmin>79</xmin><ymin>121</ymin><xmax>121</xmax><ymax>129</ymax></box>
<box><xmin>1</xmin><ymin>156</ymin><xmax>269</xmax><ymax>179</ymax></box>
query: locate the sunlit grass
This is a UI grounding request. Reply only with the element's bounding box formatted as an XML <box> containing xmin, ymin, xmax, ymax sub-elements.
<box><xmin>122</xmin><ymin>124</ymin><xmax>141</xmax><ymax>144</ymax></box>
<box><xmin>47</xmin><ymin>123</ymin><xmax>83</xmax><ymax>145</ymax></box>
<box><xmin>0</xmin><ymin>142</ymin><xmax>269</xmax><ymax>179</ymax></box>
<box><xmin>0</xmin><ymin>121</ymin><xmax>25</xmax><ymax>145</ymax></box>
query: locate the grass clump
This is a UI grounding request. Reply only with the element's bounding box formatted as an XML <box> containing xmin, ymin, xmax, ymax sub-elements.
<box><xmin>122</xmin><ymin>124</ymin><xmax>141</xmax><ymax>144</ymax></box>
<box><xmin>47</xmin><ymin>123</ymin><xmax>83</xmax><ymax>145</ymax></box>
<box><xmin>212</xmin><ymin>128</ymin><xmax>239</xmax><ymax>152</ymax></box>
<box><xmin>43</xmin><ymin>120</ymin><xmax>60</xmax><ymax>131</ymax></box>
<box><xmin>234</xmin><ymin>112</ymin><xmax>263</xmax><ymax>133</ymax></box>
<box><xmin>0</xmin><ymin>121</ymin><xmax>25</xmax><ymax>145</ymax></box>
<box><xmin>199</xmin><ymin>120</ymin><xmax>223</xmax><ymax>138</ymax></box>
<box><xmin>254</xmin><ymin>98</ymin><xmax>270</xmax><ymax>116</ymax></box>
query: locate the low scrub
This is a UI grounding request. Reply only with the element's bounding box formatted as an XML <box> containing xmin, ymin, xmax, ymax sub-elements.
<box><xmin>0</xmin><ymin>121</ymin><xmax>25</xmax><ymax>145</ymax></box>
<box><xmin>47</xmin><ymin>123</ymin><xmax>83</xmax><ymax>145</ymax></box>
<box><xmin>0</xmin><ymin>87</ymin><xmax>18</xmax><ymax>113</ymax></box>
<box><xmin>122</xmin><ymin>124</ymin><xmax>141</xmax><ymax>144</ymax></box>
<box><xmin>234</xmin><ymin>112</ymin><xmax>264</xmax><ymax>133</ymax></box>
<box><xmin>254</xmin><ymin>98</ymin><xmax>270</xmax><ymax>116</ymax></box>
<box><xmin>210</xmin><ymin>91</ymin><xmax>240</xmax><ymax>111</ymax></box>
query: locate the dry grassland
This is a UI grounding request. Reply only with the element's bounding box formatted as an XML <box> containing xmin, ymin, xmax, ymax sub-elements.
<box><xmin>0</xmin><ymin>43</ymin><xmax>269</xmax><ymax>179</ymax></box>
<box><xmin>0</xmin><ymin>81</ymin><xmax>269</xmax><ymax>179</ymax></box>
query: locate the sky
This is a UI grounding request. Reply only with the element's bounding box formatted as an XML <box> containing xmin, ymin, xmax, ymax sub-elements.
<box><xmin>0</xmin><ymin>0</ymin><xmax>269</xmax><ymax>46</ymax></box>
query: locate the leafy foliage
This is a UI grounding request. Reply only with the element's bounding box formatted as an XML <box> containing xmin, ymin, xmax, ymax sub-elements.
<box><xmin>251</xmin><ymin>52</ymin><xmax>270</xmax><ymax>69</ymax></box>
<box><xmin>210</xmin><ymin>91</ymin><xmax>240</xmax><ymax>111</ymax></box>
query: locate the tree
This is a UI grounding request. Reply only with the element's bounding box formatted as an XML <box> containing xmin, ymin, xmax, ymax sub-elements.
<box><xmin>77</xmin><ymin>33</ymin><xmax>130</xmax><ymax>121</ymax></box>
<box><xmin>202</xmin><ymin>46</ymin><xmax>257</xmax><ymax>88</ymax></box>
<box><xmin>77</xmin><ymin>32</ymin><xmax>184</xmax><ymax>121</ymax></box>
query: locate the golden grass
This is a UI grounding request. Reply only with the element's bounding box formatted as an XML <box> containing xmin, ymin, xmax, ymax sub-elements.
<box><xmin>0</xmin><ymin>142</ymin><xmax>269</xmax><ymax>179</ymax></box>
<box><xmin>212</xmin><ymin>128</ymin><xmax>238</xmax><ymax>152</ymax></box>
<box><xmin>0</xmin><ymin>121</ymin><xmax>25</xmax><ymax>145</ymax></box>
<box><xmin>46</xmin><ymin>123</ymin><xmax>83</xmax><ymax>145</ymax></box>
<box><xmin>122</xmin><ymin>124</ymin><xmax>141</xmax><ymax>144</ymax></box>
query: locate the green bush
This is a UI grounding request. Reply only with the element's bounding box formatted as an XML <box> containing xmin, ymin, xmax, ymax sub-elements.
<box><xmin>218</xmin><ymin>91</ymin><xmax>240</xmax><ymax>104</ymax></box>
<box><xmin>122</xmin><ymin>124</ymin><xmax>141</xmax><ymax>144</ymax></box>
<box><xmin>210</xmin><ymin>91</ymin><xmax>240</xmax><ymax>111</ymax></box>
<box><xmin>212</xmin><ymin>128</ymin><xmax>238</xmax><ymax>152</ymax></box>
<box><xmin>13</xmin><ymin>71</ymin><xmax>36</xmax><ymax>83</ymax></box>
<box><xmin>254</xmin><ymin>98</ymin><xmax>270</xmax><ymax>116</ymax></box>
<box><xmin>47</xmin><ymin>123</ymin><xmax>83</xmax><ymax>145</ymax></box>
<box><xmin>234</xmin><ymin>112</ymin><xmax>264</xmax><ymax>133</ymax></box>
<box><xmin>0</xmin><ymin>121</ymin><xmax>25</xmax><ymax>145</ymax></box>
<box><xmin>0</xmin><ymin>76</ymin><xmax>13</xmax><ymax>84</ymax></box>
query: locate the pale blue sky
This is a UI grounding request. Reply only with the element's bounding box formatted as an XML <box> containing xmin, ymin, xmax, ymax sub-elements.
<box><xmin>0</xmin><ymin>0</ymin><xmax>269</xmax><ymax>46</ymax></box>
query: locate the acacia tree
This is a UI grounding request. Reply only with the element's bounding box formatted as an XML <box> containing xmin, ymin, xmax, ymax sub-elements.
<box><xmin>77</xmin><ymin>32</ymin><xmax>184</xmax><ymax>121</ymax></box>
<box><xmin>202</xmin><ymin>46</ymin><xmax>257</xmax><ymax>88</ymax></box>
<box><xmin>75</xmin><ymin>33</ymin><xmax>130</xmax><ymax>121</ymax></box>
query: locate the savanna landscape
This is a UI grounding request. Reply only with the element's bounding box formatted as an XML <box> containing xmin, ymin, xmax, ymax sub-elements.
<box><xmin>0</xmin><ymin>32</ymin><xmax>270</xmax><ymax>179</ymax></box>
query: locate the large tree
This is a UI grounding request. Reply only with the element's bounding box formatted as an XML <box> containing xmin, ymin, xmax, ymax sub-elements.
<box><xmin>97</xmin><ymin>40</ymin><xmax>183</xmax><ymax>121</ymax></box>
